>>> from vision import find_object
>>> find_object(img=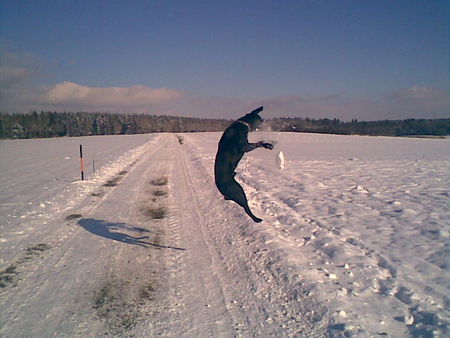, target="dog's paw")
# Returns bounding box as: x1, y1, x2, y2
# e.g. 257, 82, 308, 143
262, 142, 274, 150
